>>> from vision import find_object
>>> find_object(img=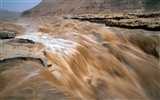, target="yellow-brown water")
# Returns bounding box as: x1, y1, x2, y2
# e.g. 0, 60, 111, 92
1, 17, 160, 100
